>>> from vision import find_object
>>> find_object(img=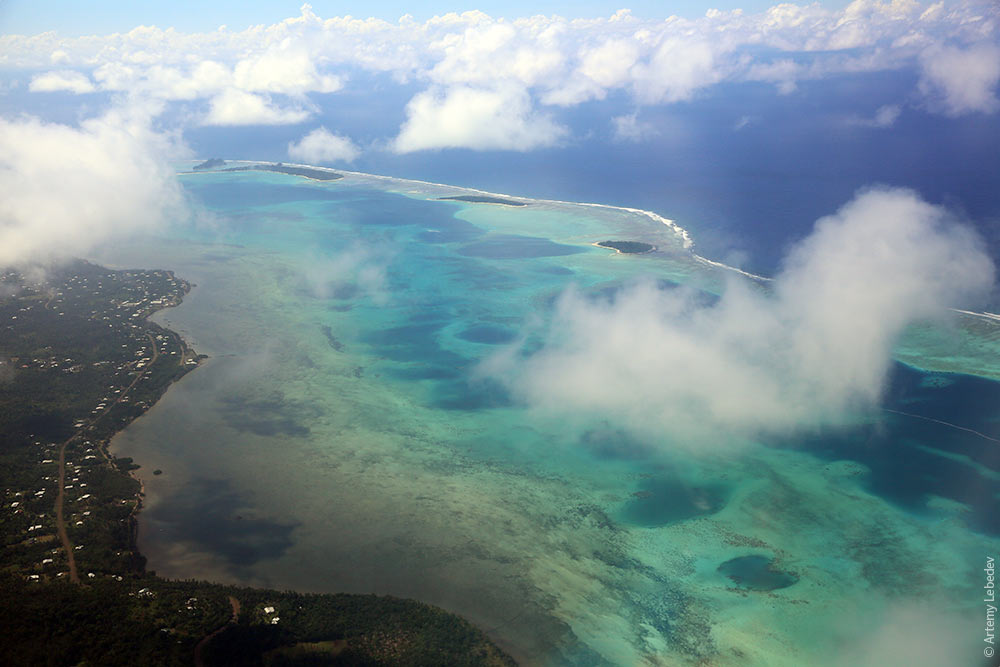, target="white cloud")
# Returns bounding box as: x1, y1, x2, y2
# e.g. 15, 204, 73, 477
393, 85, 567, 152
28, 70, 95, 94
233, 47, 342, 95
630, 37, 722, 104
847, 103, 902, 127
482, 187, 994, 442
918, 42, 1000, 115
745, 59, 804, 94
611, 112, 655, 142
0, 106, 190, 266
836, 601, 978, 667
288, 127, 360, 163
872, 103, 902, 126
5, 1, 999, 134
302, 244, 391, 305
542, 38, 639, 105
202, 89, 312, 126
